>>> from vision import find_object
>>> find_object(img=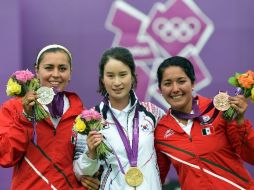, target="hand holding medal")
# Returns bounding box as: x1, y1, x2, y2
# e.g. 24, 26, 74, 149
33, 87, 55, 121
6, 69, 52, 121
